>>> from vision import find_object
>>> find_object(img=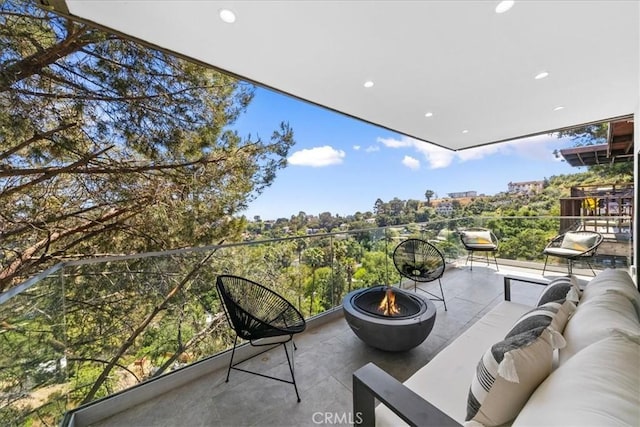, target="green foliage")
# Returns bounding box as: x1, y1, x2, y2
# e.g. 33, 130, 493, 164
499, 229, 550, 260
0, 0, 295, 292
557, 123, 608, 146
353, 251, 399, 287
